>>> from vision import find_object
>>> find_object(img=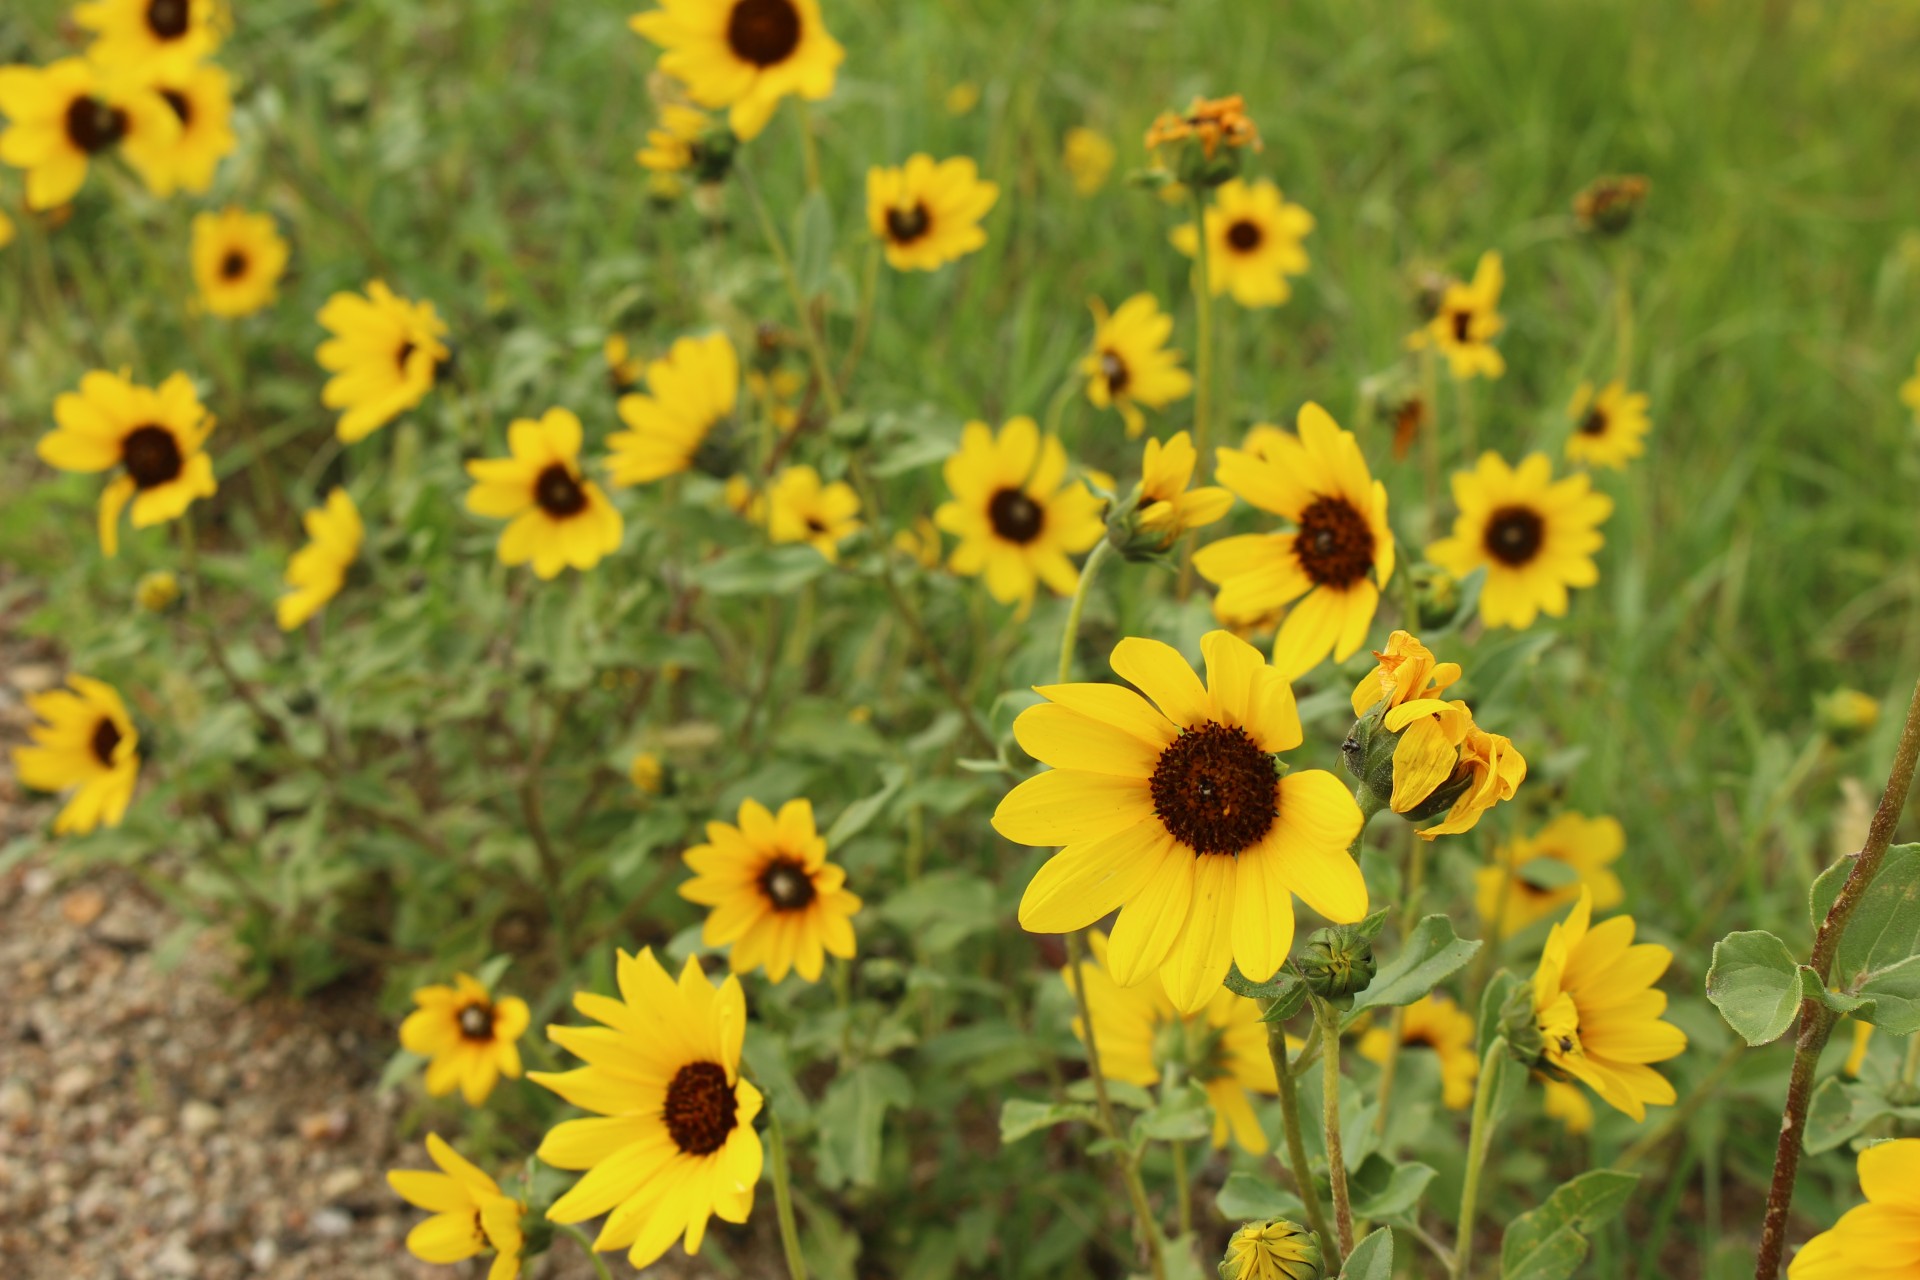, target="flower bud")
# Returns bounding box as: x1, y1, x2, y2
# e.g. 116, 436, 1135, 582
1297, 925, 1376, 1003
1220, 1219, 1323, 1280
134, 569, 181, 614
1573, 174, 1650, 236
1340, 704, 1396, 818
1500, 980, 1546, 1065
1409, 563, 1460, 631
